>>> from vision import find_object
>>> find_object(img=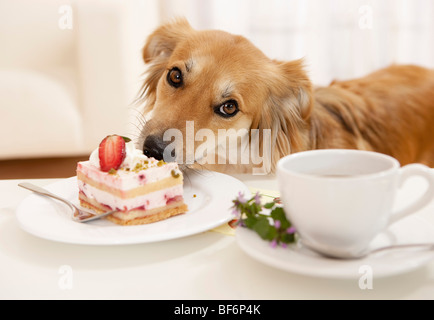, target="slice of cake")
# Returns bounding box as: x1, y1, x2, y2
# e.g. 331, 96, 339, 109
76, 135, 188, 225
